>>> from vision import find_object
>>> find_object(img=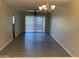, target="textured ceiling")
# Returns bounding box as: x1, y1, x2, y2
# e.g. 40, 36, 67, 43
2, 0, 71, 11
